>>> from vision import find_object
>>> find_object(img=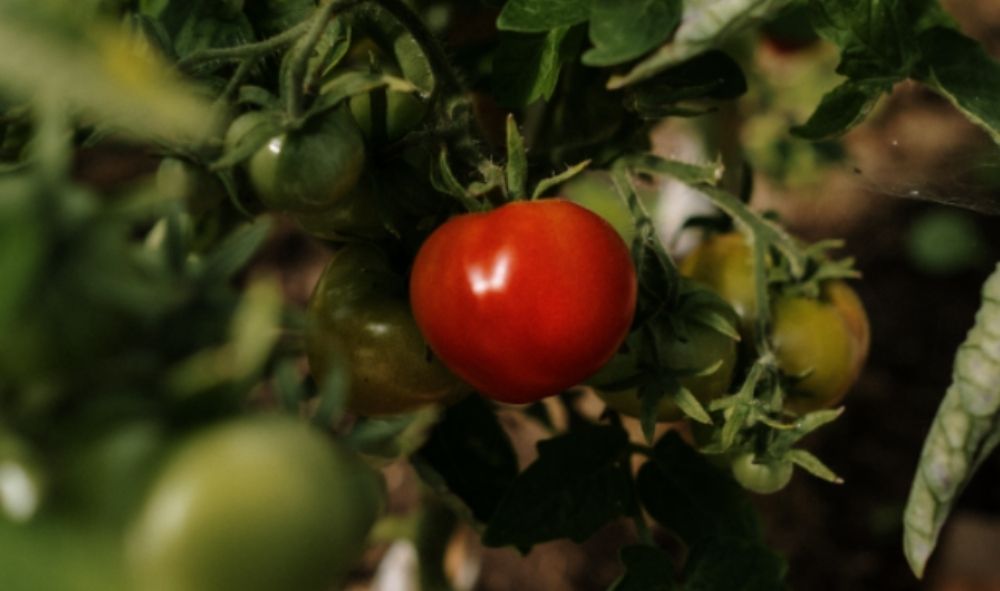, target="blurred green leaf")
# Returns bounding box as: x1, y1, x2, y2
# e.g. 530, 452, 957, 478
583, 0, 680, 67
0, 9, 216, 143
